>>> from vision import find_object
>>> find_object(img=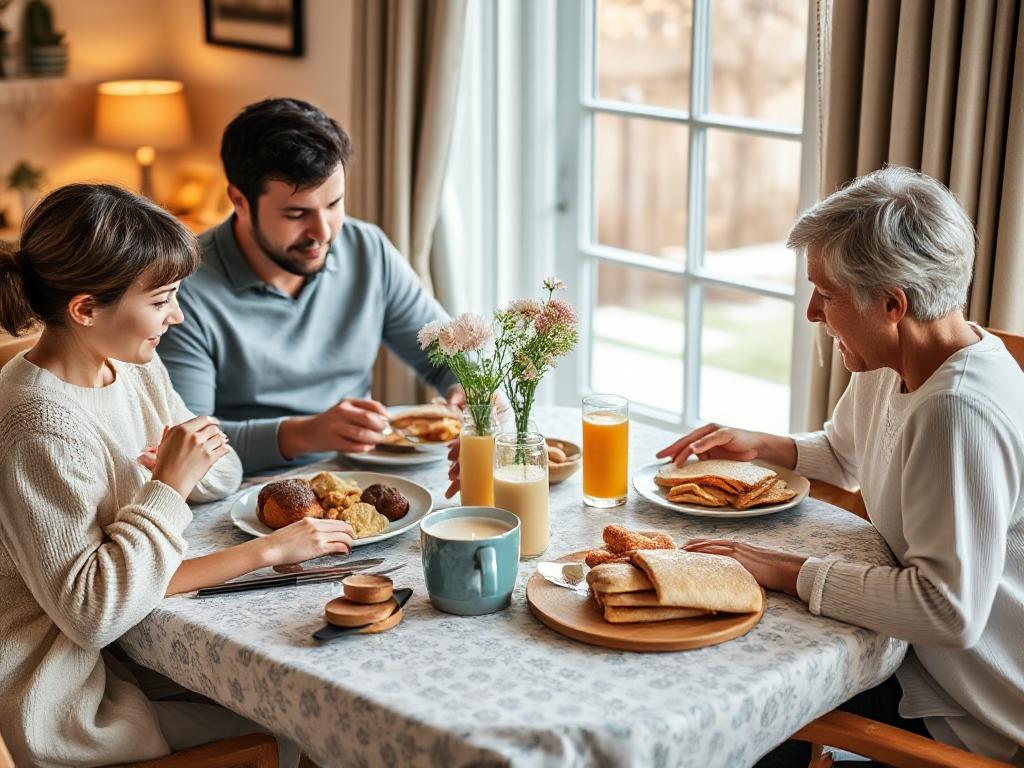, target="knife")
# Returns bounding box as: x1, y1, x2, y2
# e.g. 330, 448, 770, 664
313, 587, 413, 642
191, 558, 385, 598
